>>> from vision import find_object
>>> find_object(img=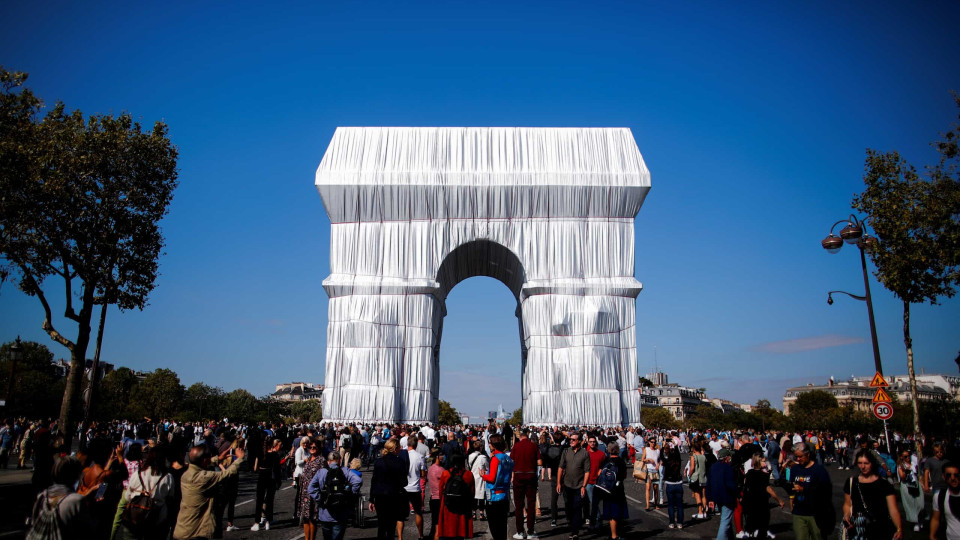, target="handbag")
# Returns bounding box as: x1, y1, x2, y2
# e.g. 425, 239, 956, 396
633, 461, 647, 481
